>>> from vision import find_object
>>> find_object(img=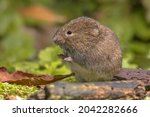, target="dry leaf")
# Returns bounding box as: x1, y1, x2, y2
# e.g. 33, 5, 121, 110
0, 67, 74, 86
19, 5, 66, 23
